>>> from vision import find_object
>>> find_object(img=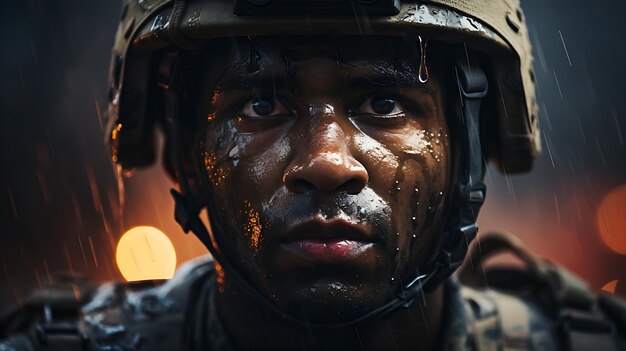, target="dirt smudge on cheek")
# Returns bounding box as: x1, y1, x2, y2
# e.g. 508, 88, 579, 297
251, 135, 291, 186
243, 200, 264, 251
